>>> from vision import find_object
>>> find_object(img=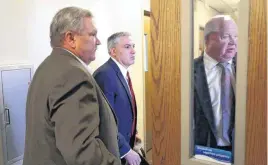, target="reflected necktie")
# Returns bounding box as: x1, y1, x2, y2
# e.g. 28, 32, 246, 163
127, 71, 136, 136
218, 62, 233, 144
